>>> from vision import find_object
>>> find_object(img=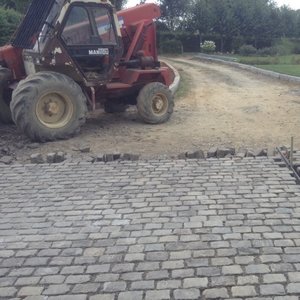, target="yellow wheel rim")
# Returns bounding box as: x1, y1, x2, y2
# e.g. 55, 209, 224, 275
36, 92, 74, 129
151, 93, 168, 116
